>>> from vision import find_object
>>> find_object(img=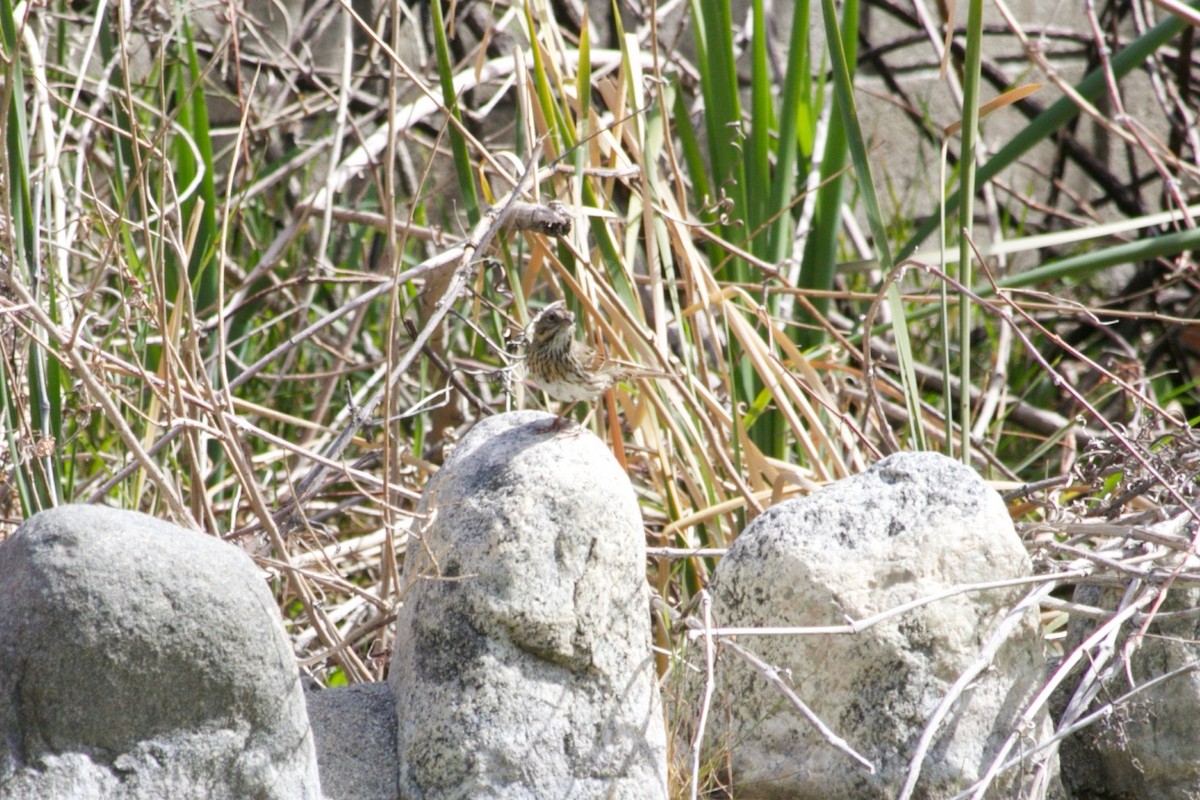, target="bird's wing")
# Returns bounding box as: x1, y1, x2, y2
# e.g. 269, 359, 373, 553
581, 344, 608, 373
605, 356, 668, 380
